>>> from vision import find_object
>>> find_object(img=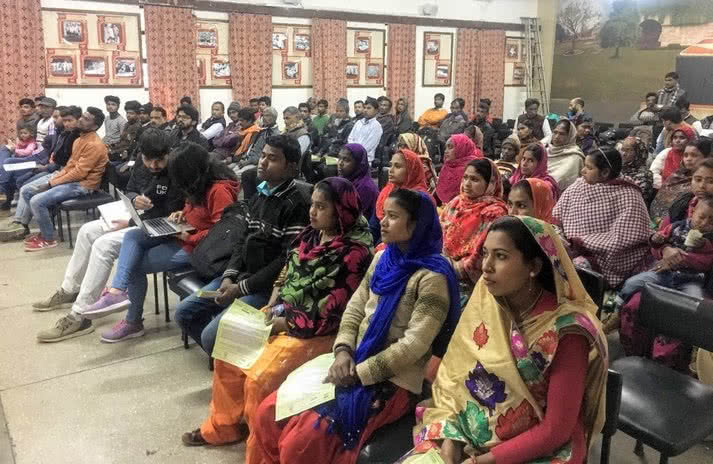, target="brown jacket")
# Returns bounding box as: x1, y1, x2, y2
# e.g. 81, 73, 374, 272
49, 131, 108, 190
